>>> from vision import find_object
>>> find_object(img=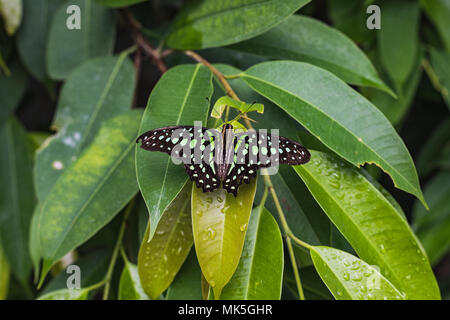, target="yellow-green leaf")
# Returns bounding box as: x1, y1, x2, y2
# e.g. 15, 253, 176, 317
38, 288, 89, 300
0, 0, 22, 35
311, 246, 405, 300
138, 182, 193, 300
119, 260, 149, 300
0, 242, 10, 299
38, 110, 142, 283
192, 179, 257, 299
